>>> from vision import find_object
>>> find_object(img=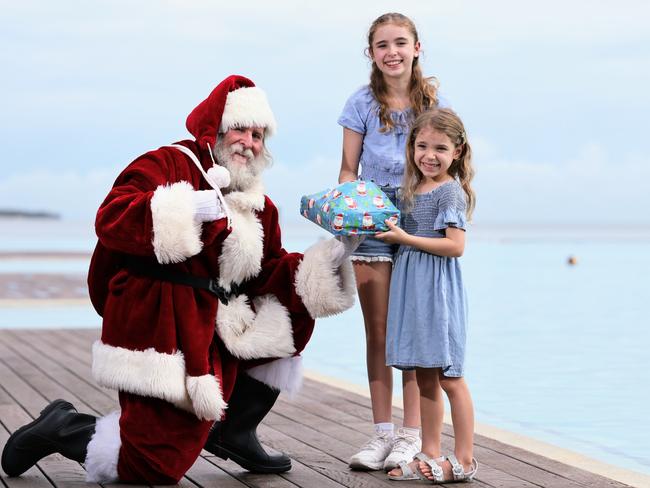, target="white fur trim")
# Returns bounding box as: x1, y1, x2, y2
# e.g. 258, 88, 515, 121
151, 181, 203, 264
186, 374, 227, 421
246, 356, 303, 398
218, 200, 264, 289
220, 86, 277, 137
216, 294, 296, 359
224, 179, 266, 212
92, 340, 188, 405
85, 411, 120, 483
295, 238, 356, 318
